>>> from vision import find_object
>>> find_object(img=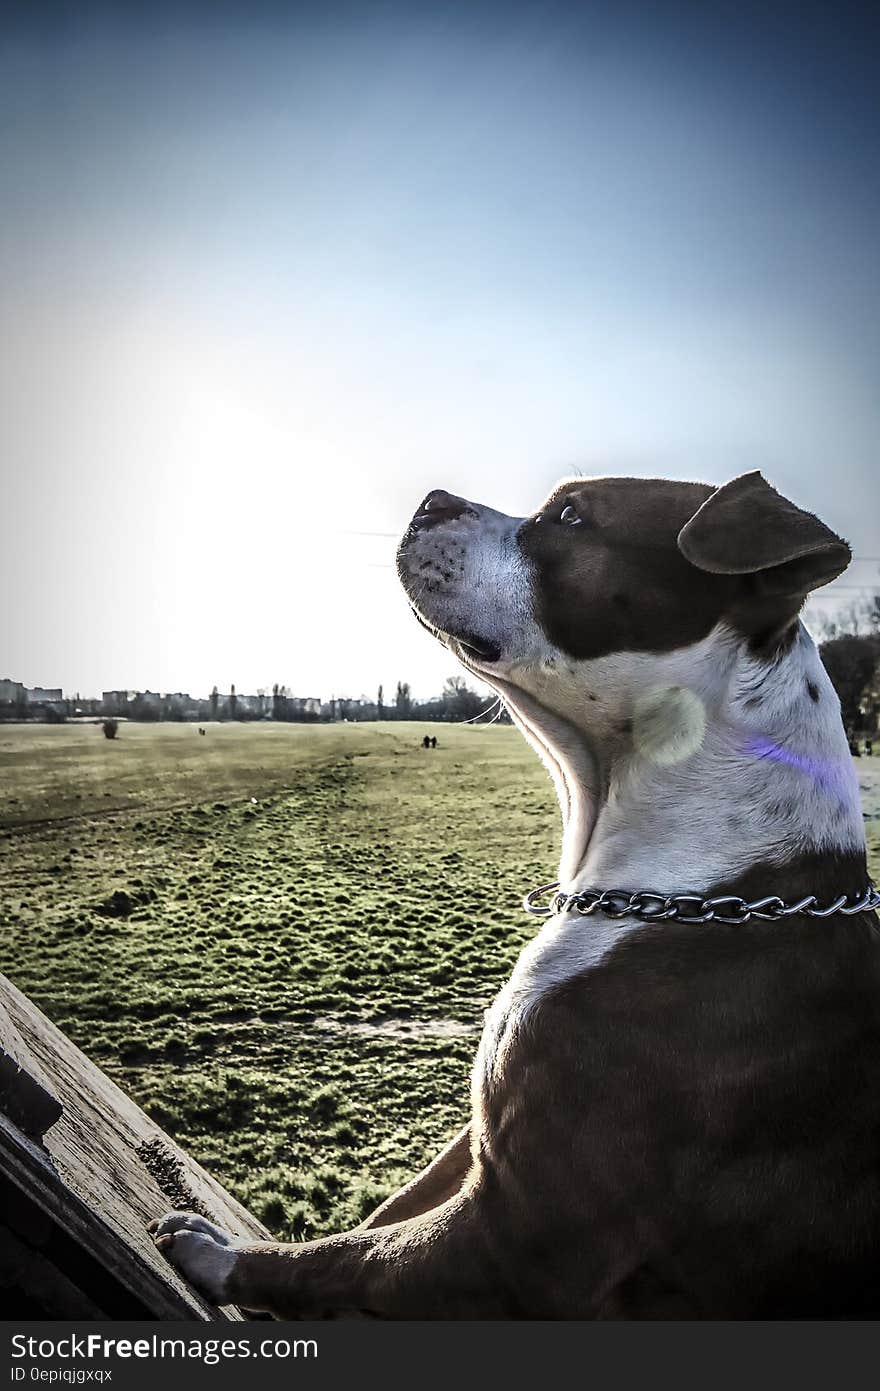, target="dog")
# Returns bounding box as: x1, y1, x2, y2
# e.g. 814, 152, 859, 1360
153, 471, 880, 1318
